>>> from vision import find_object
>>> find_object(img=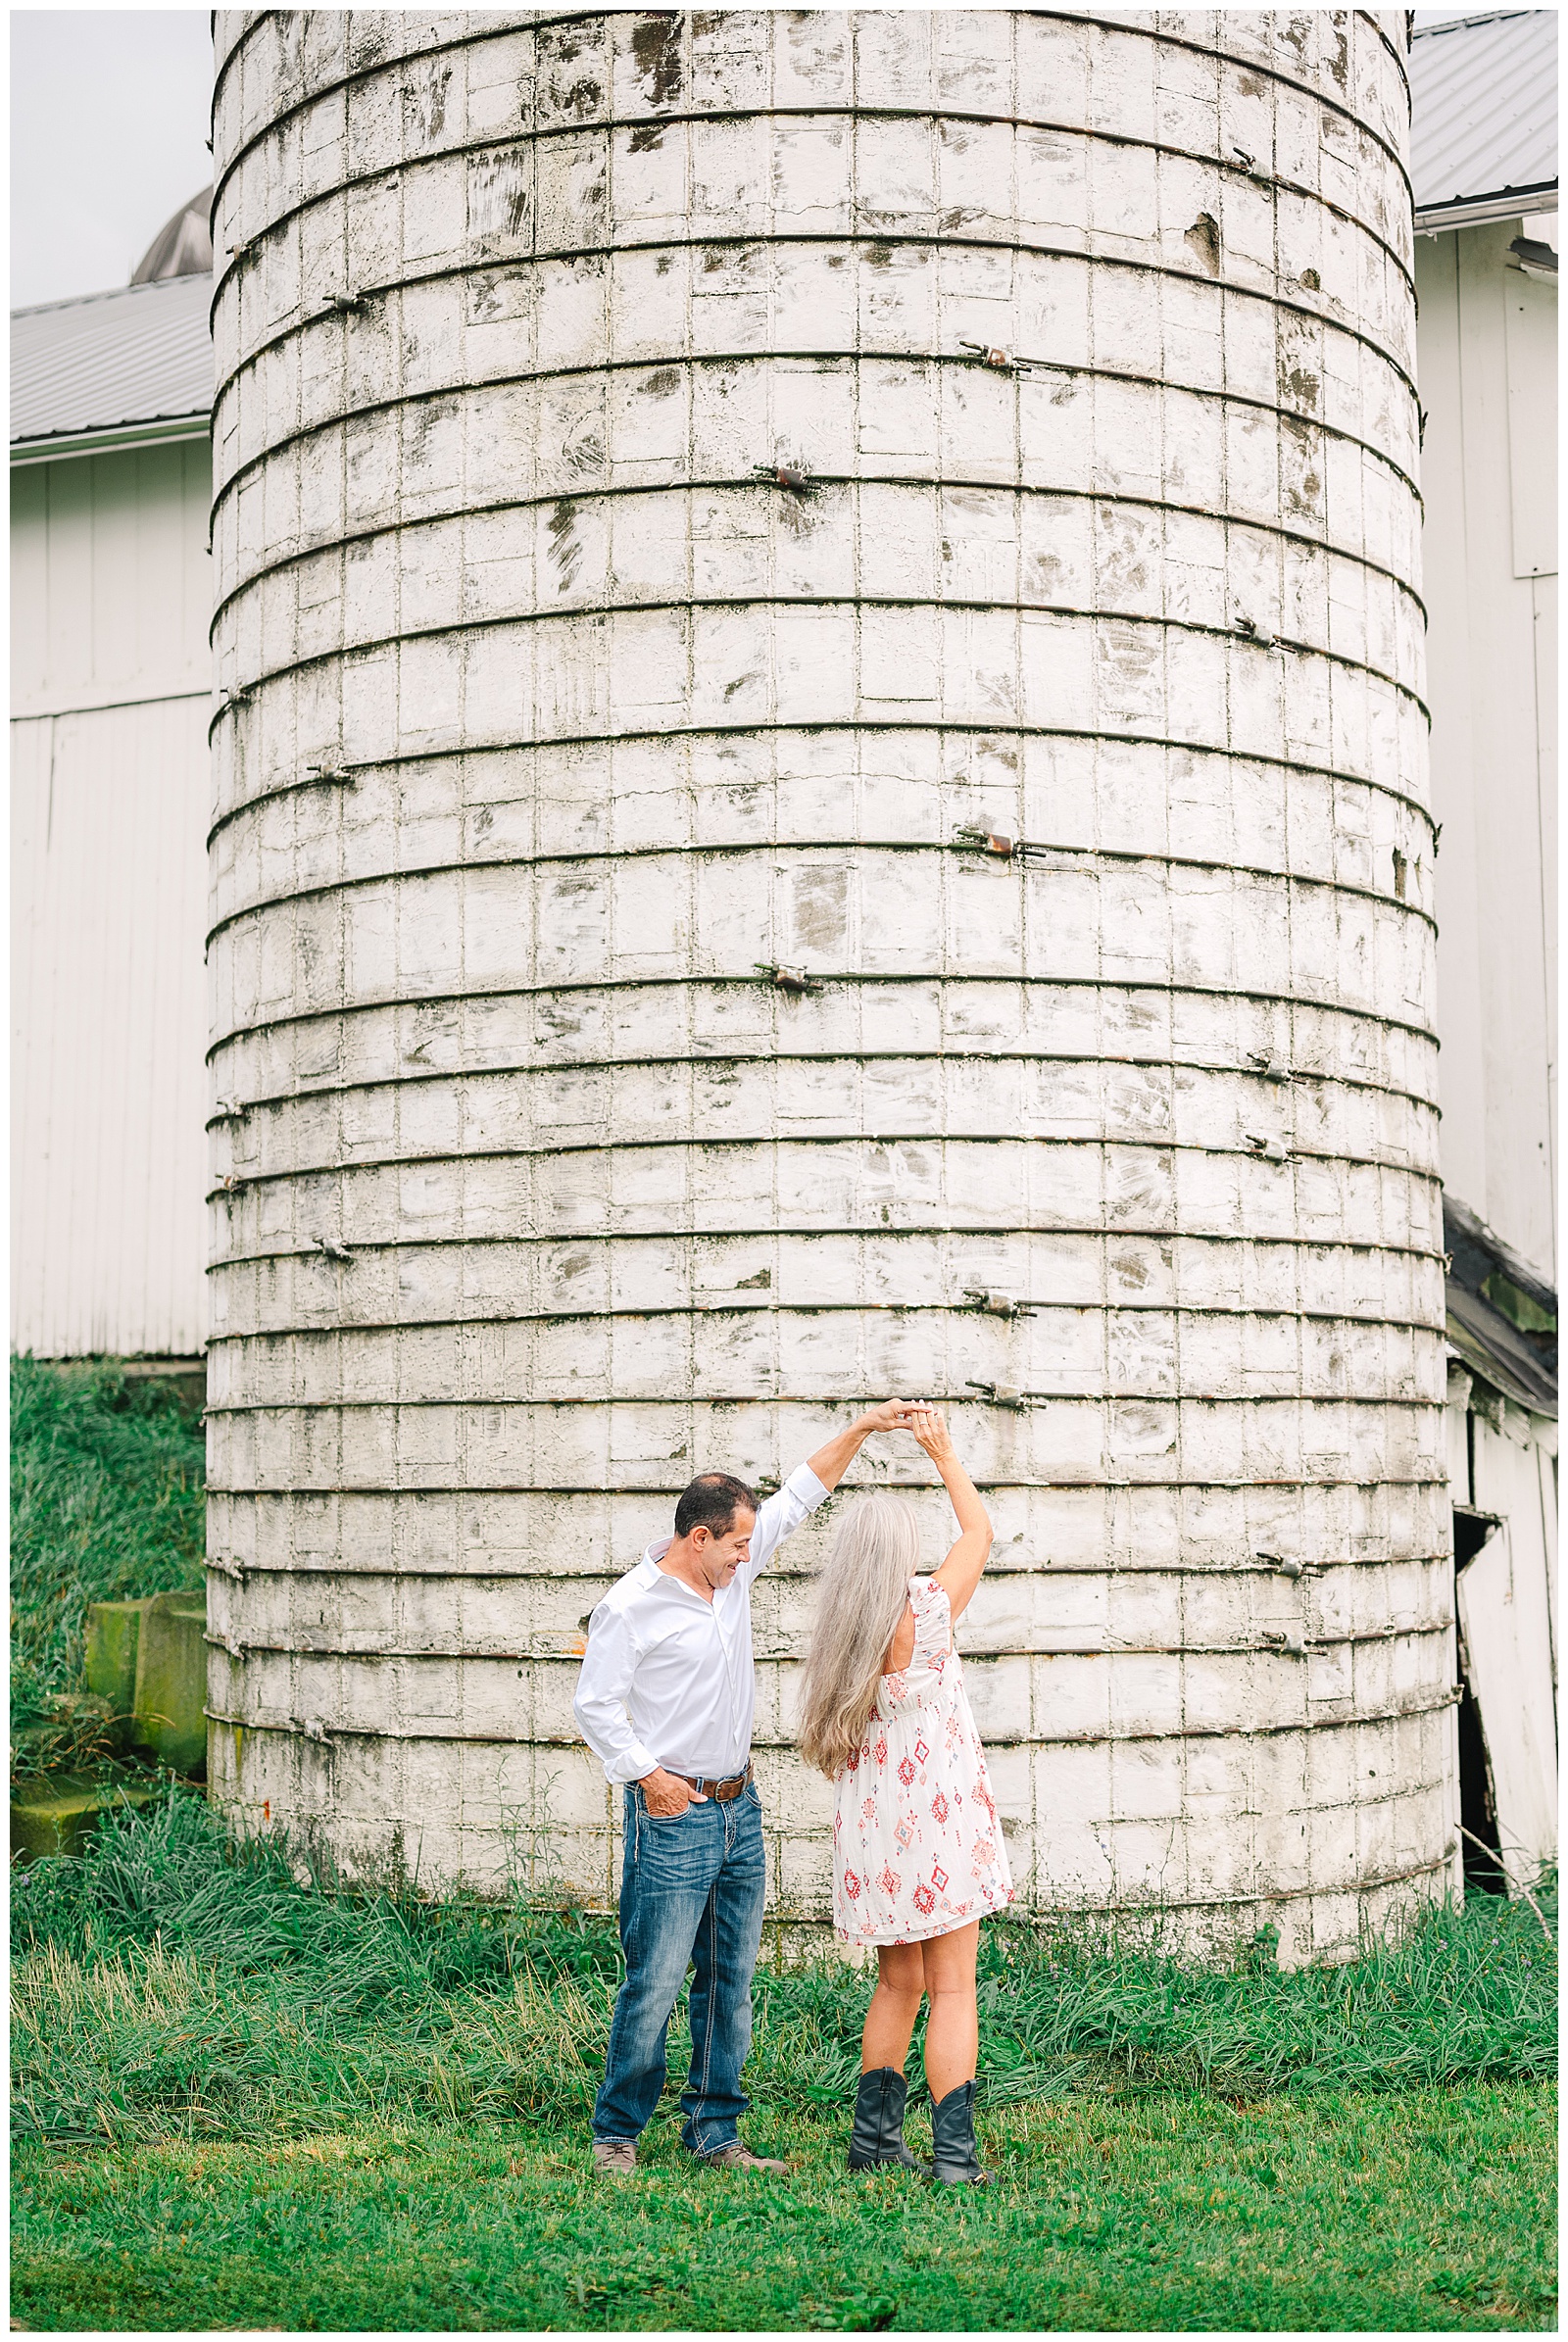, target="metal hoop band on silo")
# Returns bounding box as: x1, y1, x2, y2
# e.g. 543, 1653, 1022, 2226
206, 10, 1452, 1959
